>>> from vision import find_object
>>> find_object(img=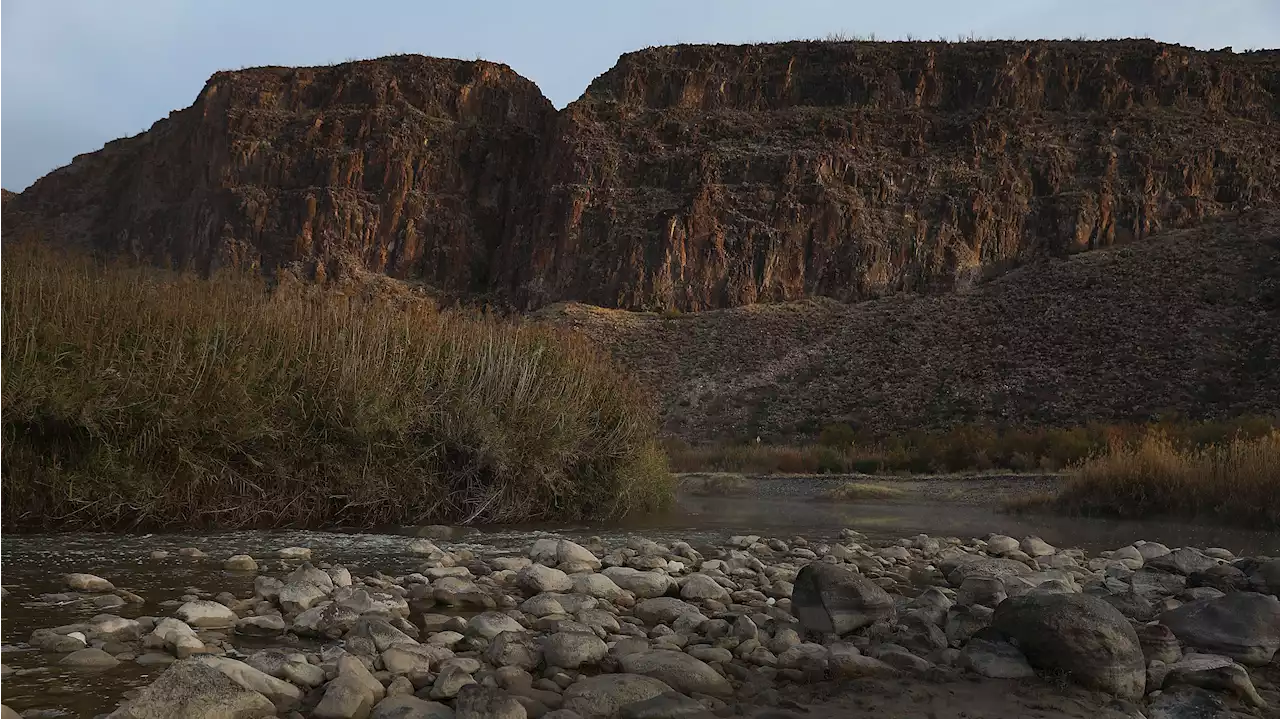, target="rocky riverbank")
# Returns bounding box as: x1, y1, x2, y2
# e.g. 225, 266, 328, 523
2, 529, 1278, 719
